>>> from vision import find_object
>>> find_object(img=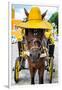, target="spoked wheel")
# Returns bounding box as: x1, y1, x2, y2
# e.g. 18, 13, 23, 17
14, 57, 20, 83
49, 57, 53, 83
